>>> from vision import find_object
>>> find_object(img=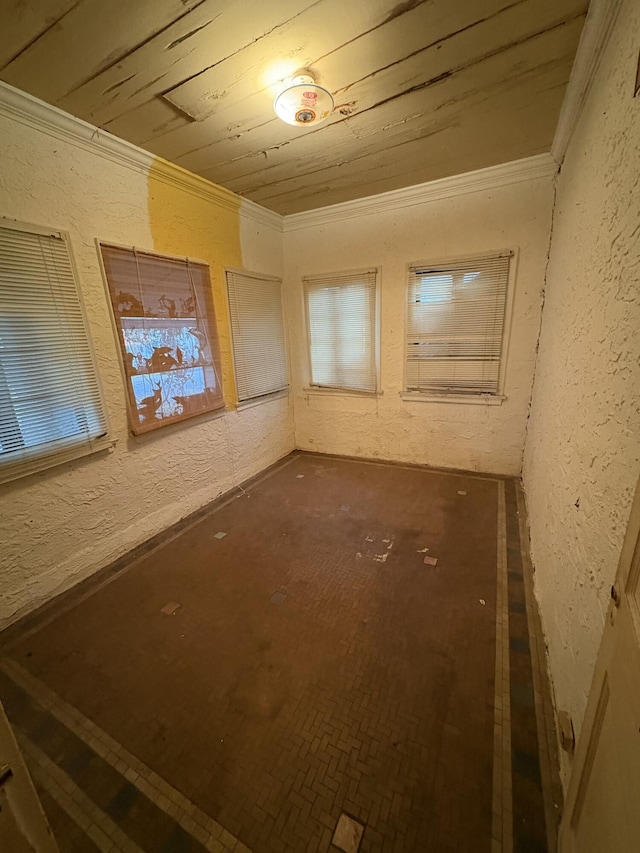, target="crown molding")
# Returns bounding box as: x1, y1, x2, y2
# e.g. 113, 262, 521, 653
551, 0, 623, 165
0, 81, 282, 232
0, 81, 561, 235
282, 153, 558, 232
